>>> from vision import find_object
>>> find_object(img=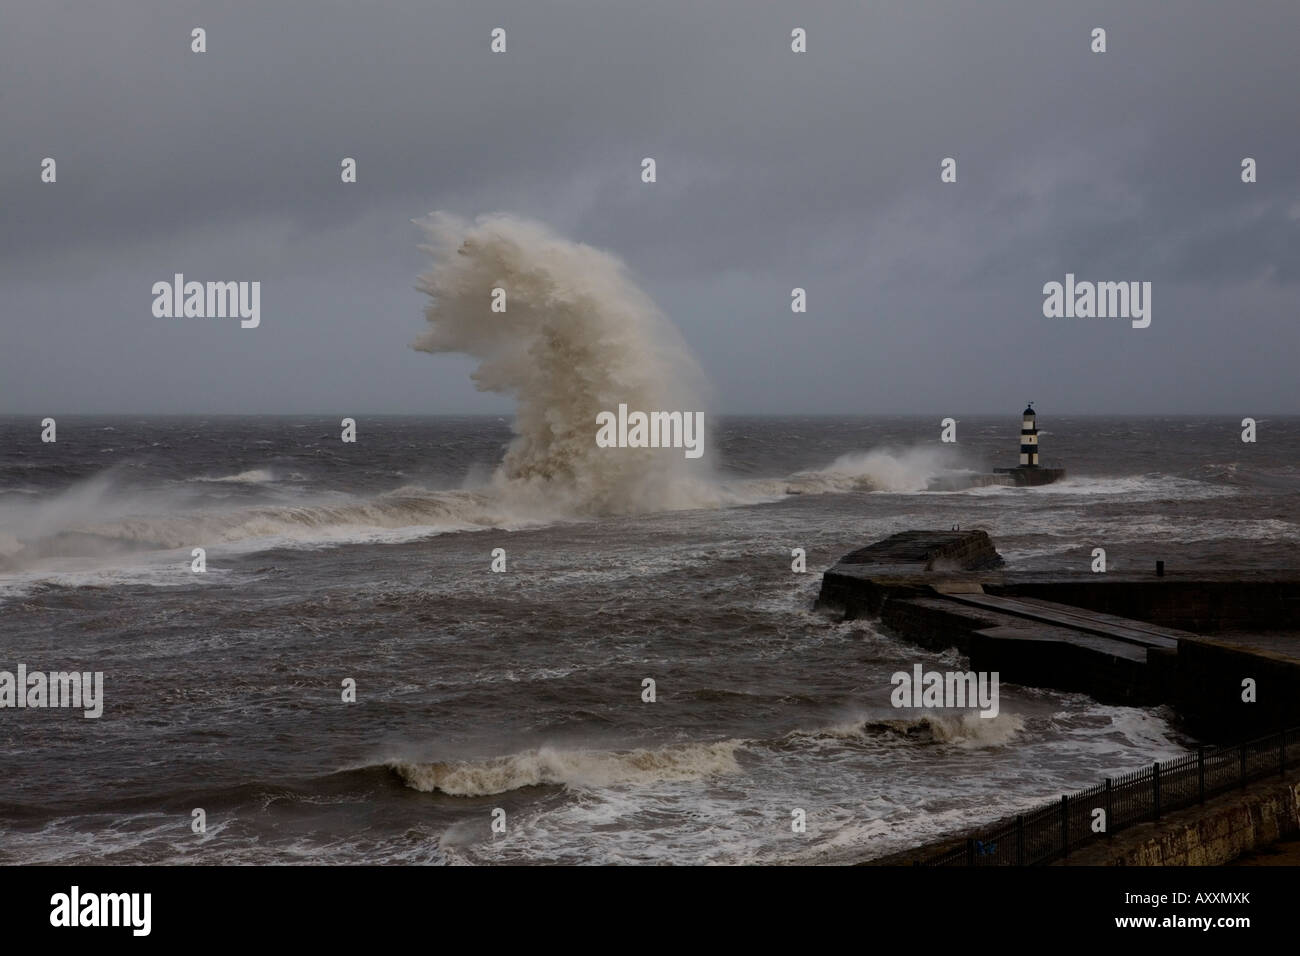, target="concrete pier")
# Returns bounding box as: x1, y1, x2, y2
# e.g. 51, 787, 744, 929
816, 530, 1300, 740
